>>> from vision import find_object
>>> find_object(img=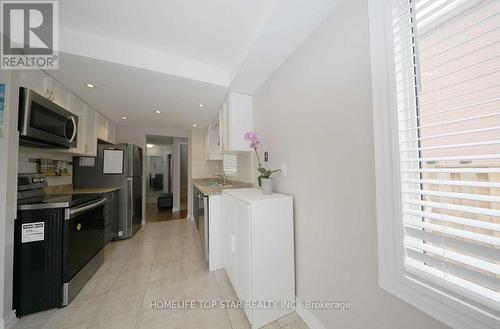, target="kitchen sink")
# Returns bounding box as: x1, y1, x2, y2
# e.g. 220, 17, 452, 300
197, 181, 233, 188
199, 182, 232, 188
